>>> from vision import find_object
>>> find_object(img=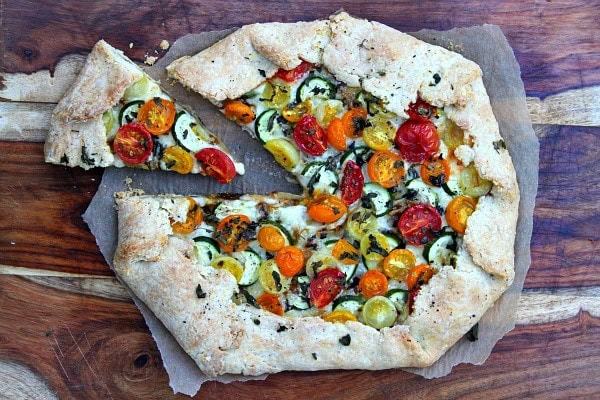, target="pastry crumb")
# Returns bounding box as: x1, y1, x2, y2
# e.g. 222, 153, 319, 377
160, 40, 170, 50
144, 55, 158, 65
129, 42, 134, 49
